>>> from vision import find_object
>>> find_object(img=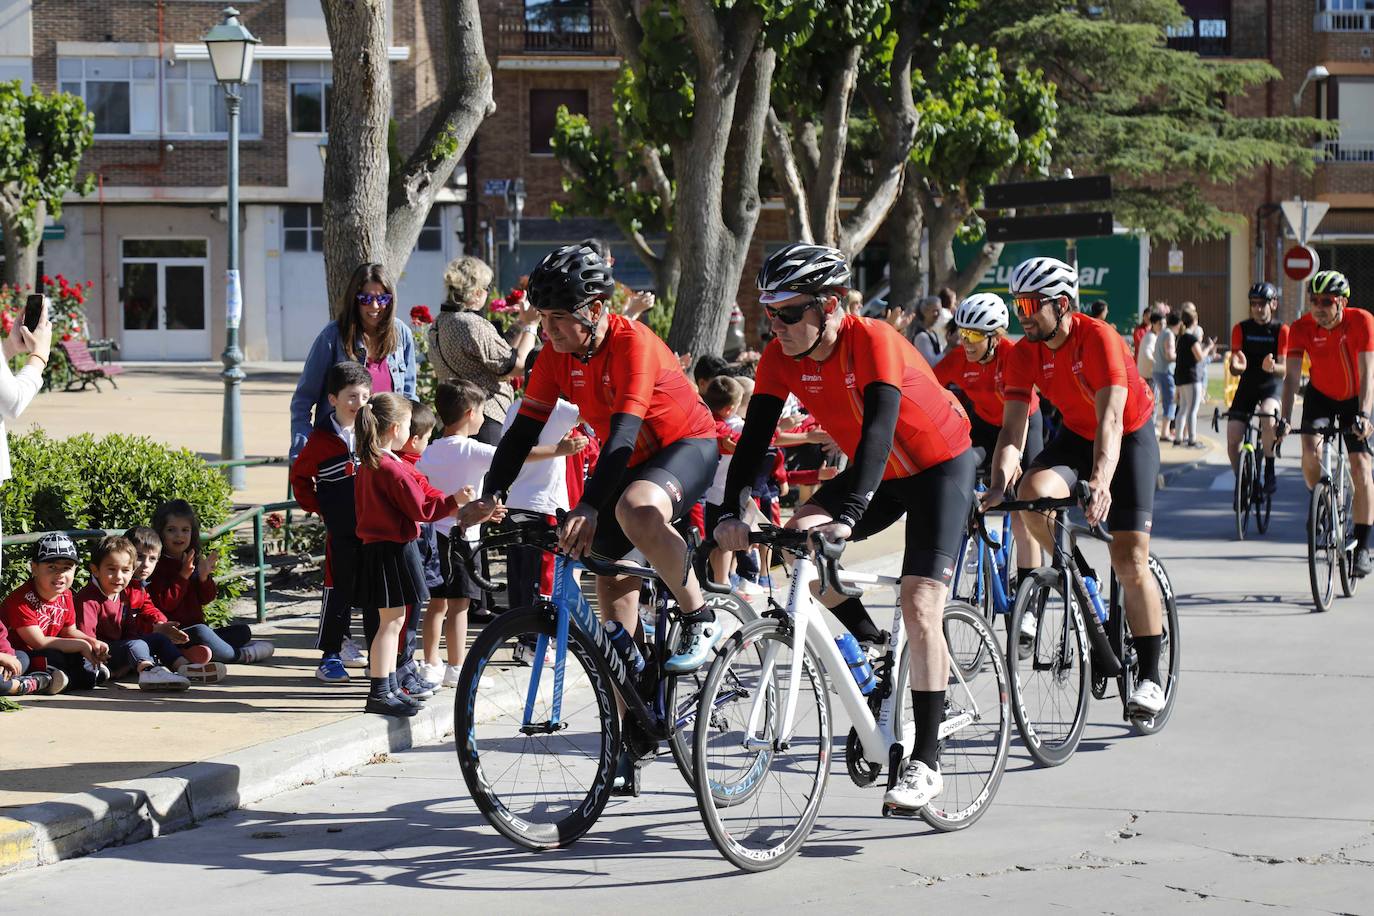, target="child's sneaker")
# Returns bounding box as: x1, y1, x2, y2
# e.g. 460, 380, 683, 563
236, 641, 275, 664
365, 693, 418, 718
139, 665, 191, 692
5, 672, 50, 696
179, 661, 228, 685
401, 671, 434, 700
416, 661, 445, 688
339, 638, 368, 669
316, 654, 350, 684
95, 663, 111, 686
442, 664, 462, 688
180, 644, 214, 666
43, 669, 68, 695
